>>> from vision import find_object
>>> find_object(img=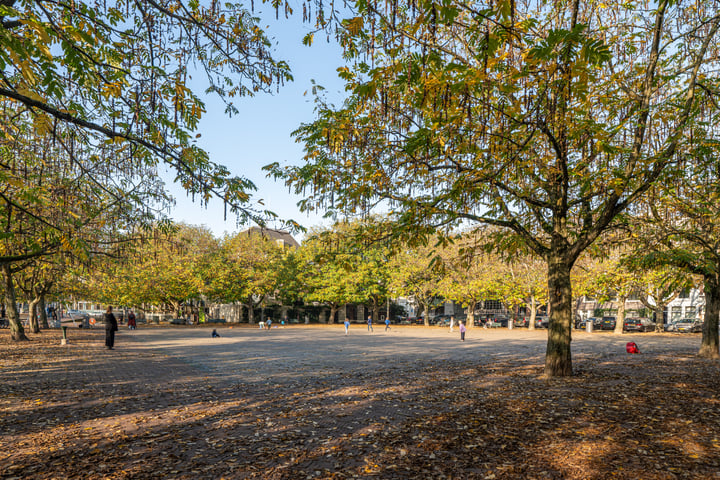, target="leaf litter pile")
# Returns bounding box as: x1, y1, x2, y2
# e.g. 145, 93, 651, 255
1, 329, 720, 479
